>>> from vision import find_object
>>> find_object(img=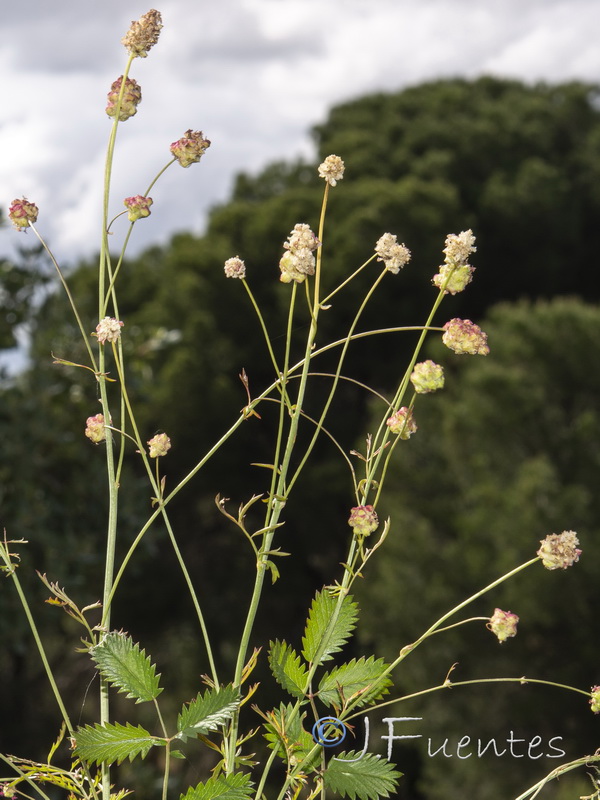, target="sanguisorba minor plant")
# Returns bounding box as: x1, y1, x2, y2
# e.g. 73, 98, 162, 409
1, 10, 599, 800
